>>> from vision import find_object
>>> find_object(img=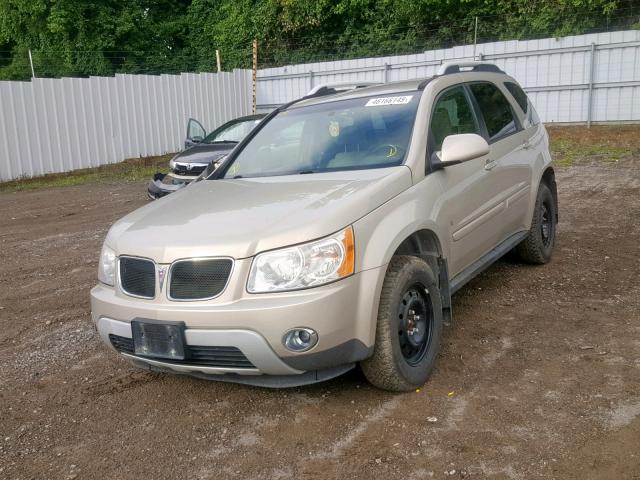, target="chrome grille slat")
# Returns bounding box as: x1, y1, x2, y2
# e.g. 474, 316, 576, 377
173, 164, 206, 176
